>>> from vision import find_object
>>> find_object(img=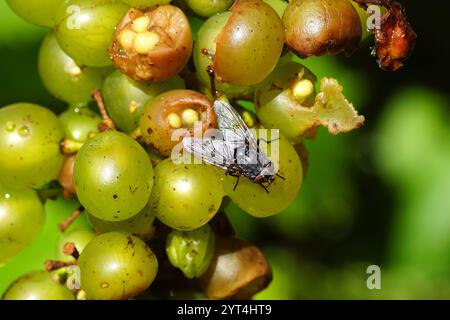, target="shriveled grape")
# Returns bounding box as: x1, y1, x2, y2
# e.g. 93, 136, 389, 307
166, 224, 216, 278
283, 0, 362, 58
140, 90, 217, 156
110, 5, 193, 82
